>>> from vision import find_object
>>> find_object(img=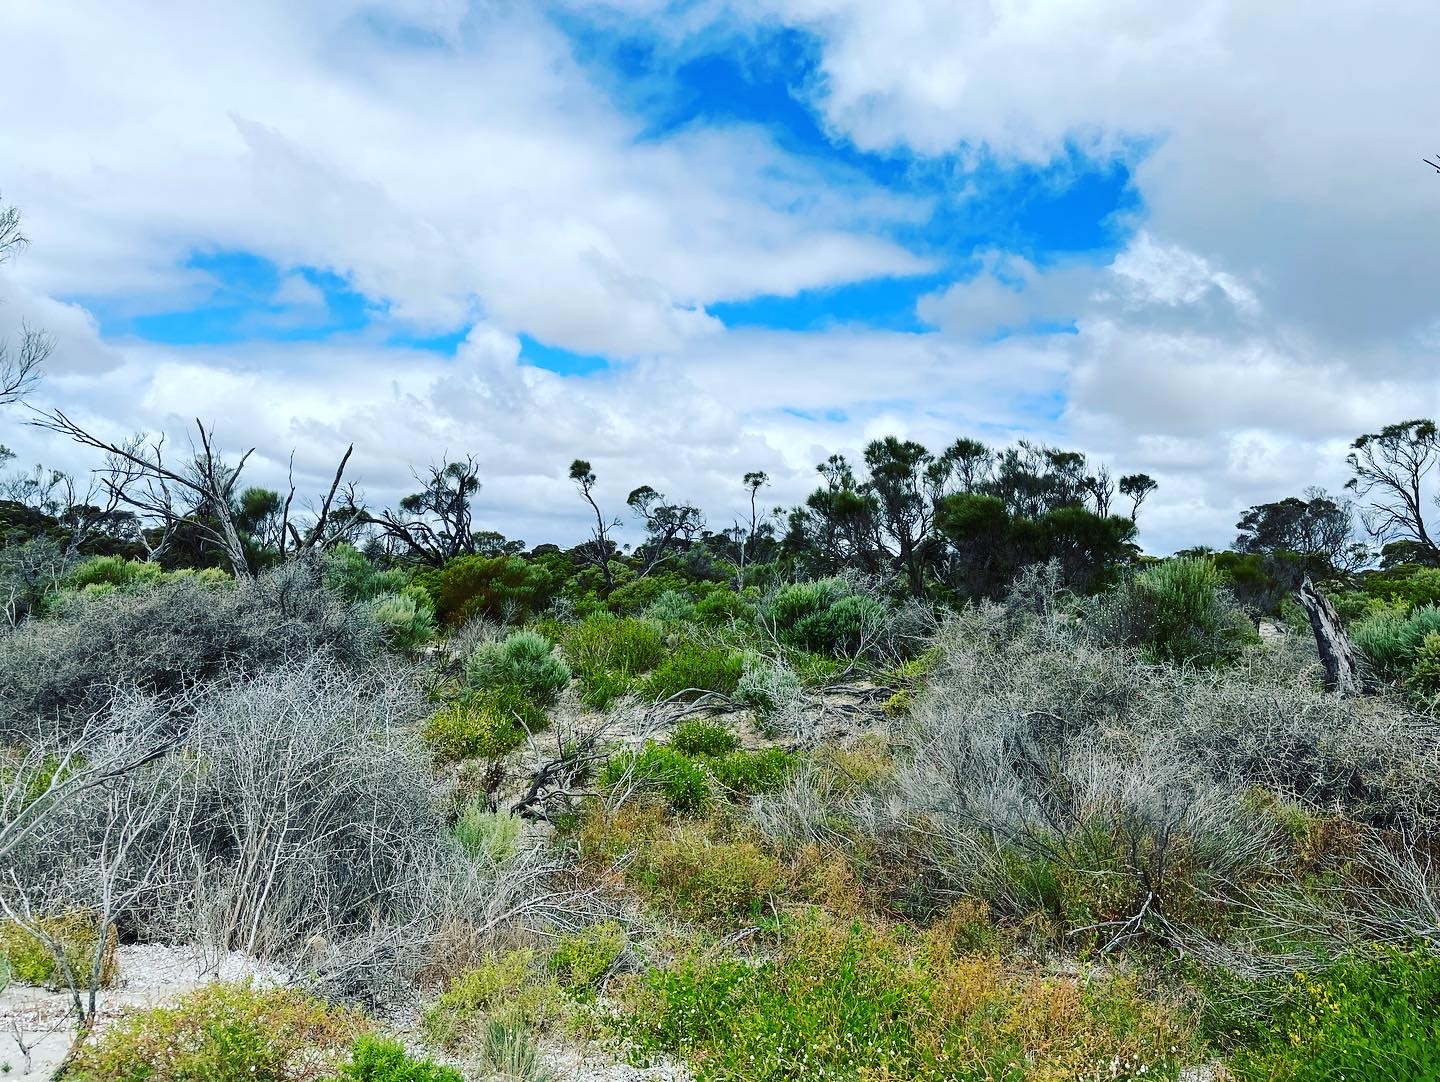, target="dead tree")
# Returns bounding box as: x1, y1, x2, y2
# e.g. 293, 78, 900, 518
32, 411, 354, 576
0, 196, 49, 407
1298, 576, 1360, 695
